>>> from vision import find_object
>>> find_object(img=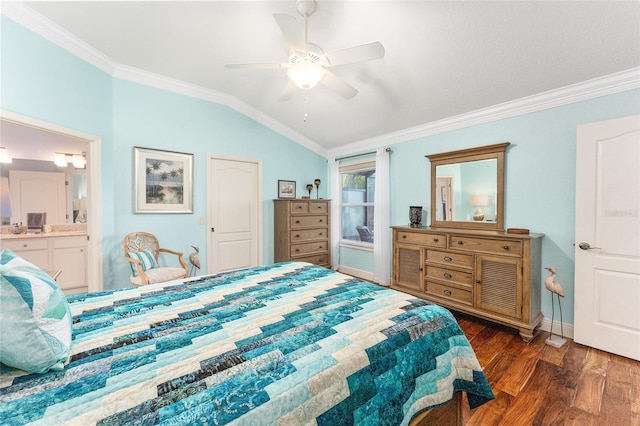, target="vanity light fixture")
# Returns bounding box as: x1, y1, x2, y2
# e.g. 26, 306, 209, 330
54, 153, 68, 167
72, 154, 86, 169
54, 152, 86, 169
0, 147, 12, 164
